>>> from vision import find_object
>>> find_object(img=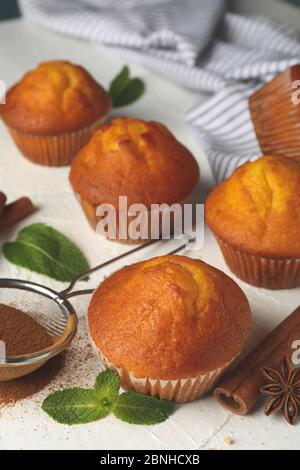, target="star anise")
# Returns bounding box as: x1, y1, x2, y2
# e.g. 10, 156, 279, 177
261, 357, 300, 426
